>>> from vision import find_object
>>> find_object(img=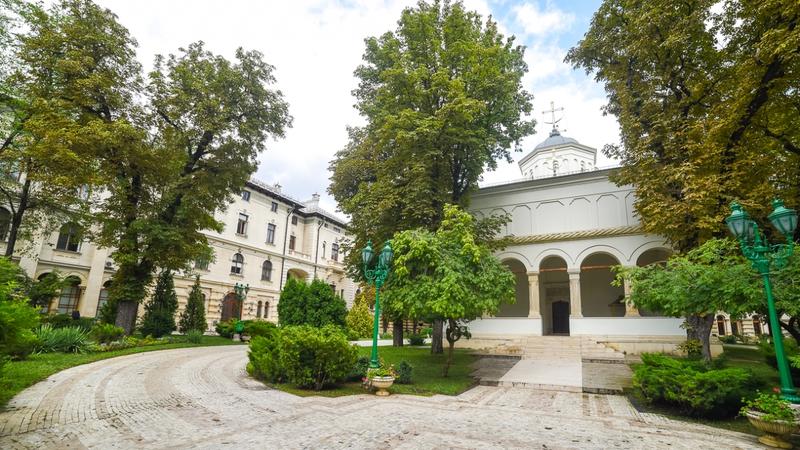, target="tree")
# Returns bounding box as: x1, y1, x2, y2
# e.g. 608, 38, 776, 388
616, 239, 760, 361
345, 289, 373, 339
179, 276, 207, 333
0, 256, 39, 359
386, 204, 515, 375
139, 271, 178, 338
278, 278, 347, 328
566, 0, 800, 251
330, 0, 533, 351
21, 271, 63, 309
